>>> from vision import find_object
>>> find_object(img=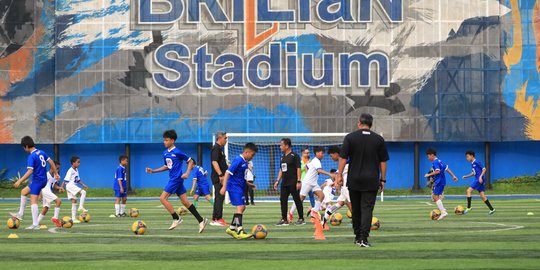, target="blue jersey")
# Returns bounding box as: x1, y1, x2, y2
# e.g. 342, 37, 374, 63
226, 155, 249, 187
163, 147, 192, 181
191, 165, 209, 187
114, 165, 127, 190
471, 160, 485, 180
27, 149, 50, 184
432, 158, 448, 186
